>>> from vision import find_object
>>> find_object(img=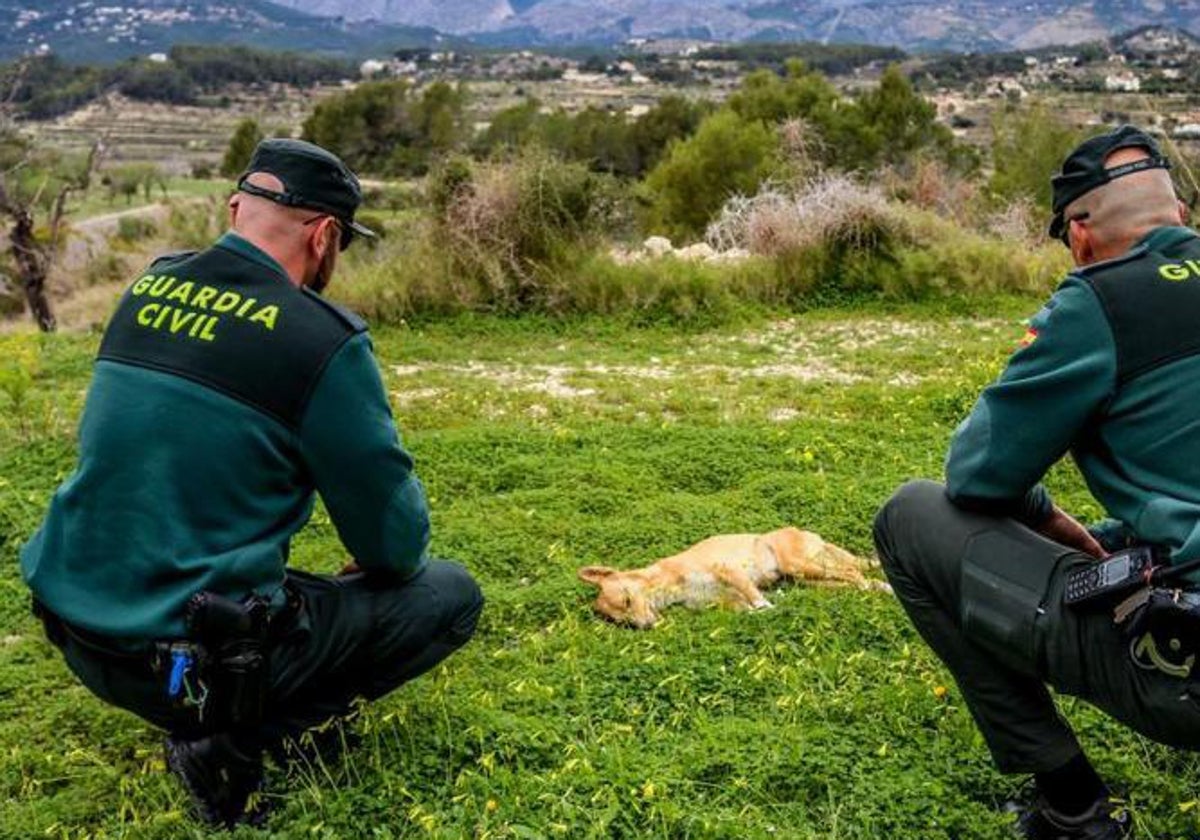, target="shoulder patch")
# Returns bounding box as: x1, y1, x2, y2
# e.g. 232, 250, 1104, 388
148, 250, 198, 270
1076, 244, 1150, 278
300, 288, 368, 334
